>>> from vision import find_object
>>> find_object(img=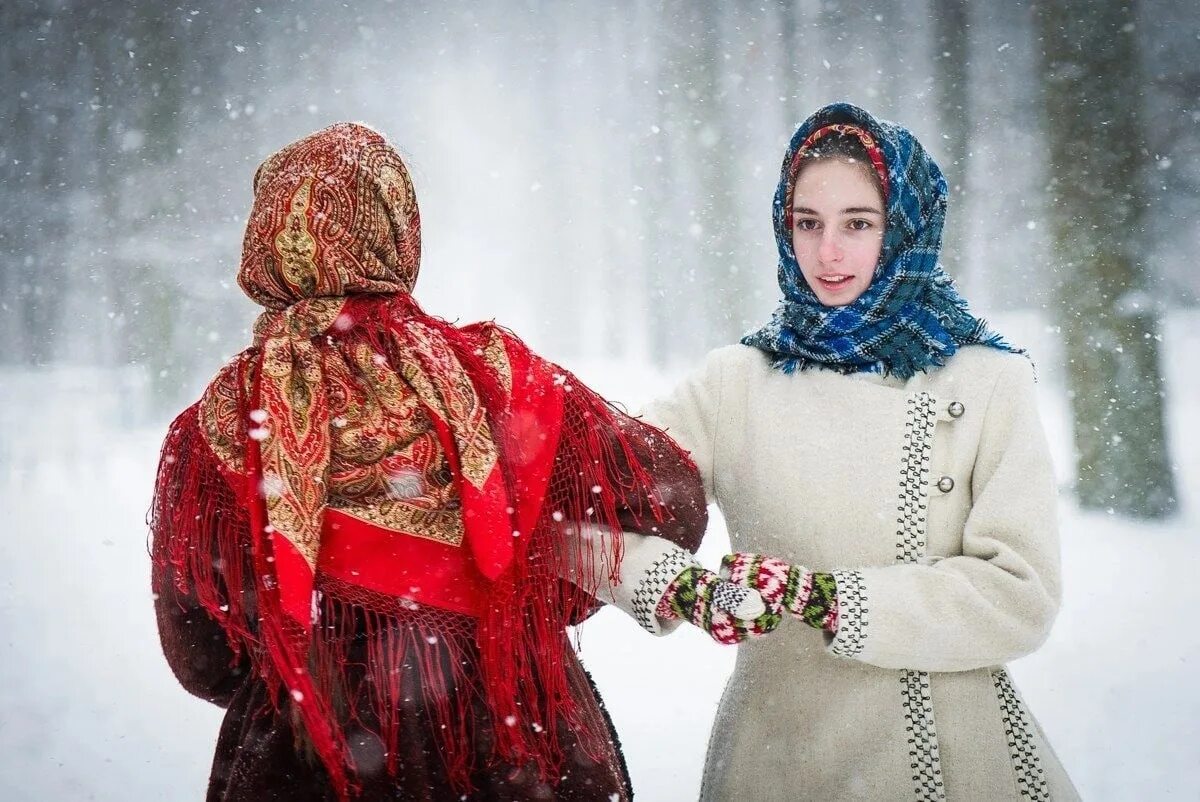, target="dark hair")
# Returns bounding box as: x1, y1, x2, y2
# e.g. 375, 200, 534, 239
793, 132, 885, 200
